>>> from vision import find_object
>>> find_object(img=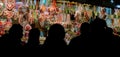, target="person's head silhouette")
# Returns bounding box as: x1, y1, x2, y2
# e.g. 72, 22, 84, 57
27, 28, 40, 48
9, 24, 23, 40
80, 22, 90, 34
48, 24, 65, 40
91, 18, 107, 33
43, 24, 67, 48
